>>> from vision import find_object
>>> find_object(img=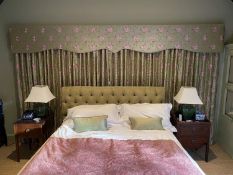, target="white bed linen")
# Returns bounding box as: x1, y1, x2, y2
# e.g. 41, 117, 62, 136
53, 122, 205, 175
